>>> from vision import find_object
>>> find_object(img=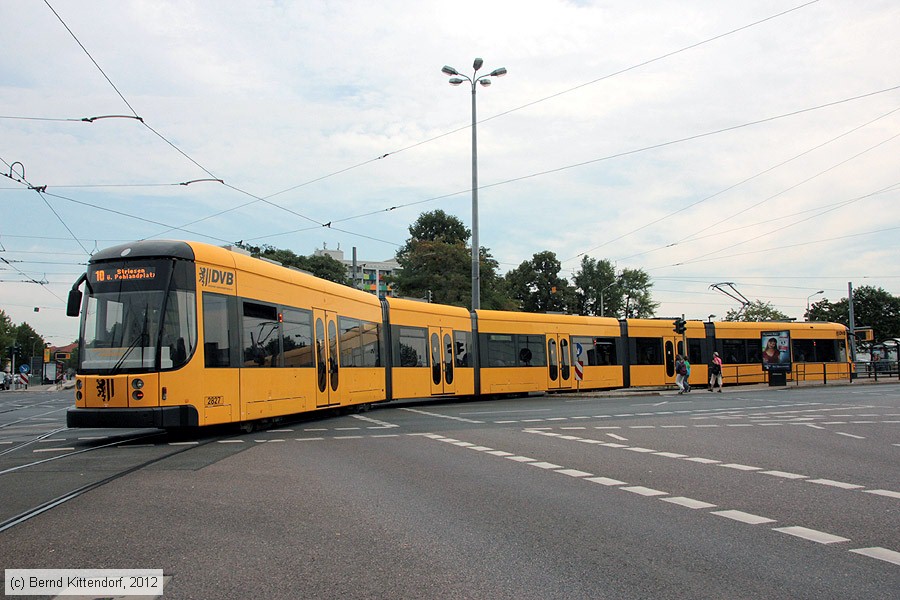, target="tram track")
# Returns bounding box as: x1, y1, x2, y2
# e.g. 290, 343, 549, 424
0, 426, 248, 534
